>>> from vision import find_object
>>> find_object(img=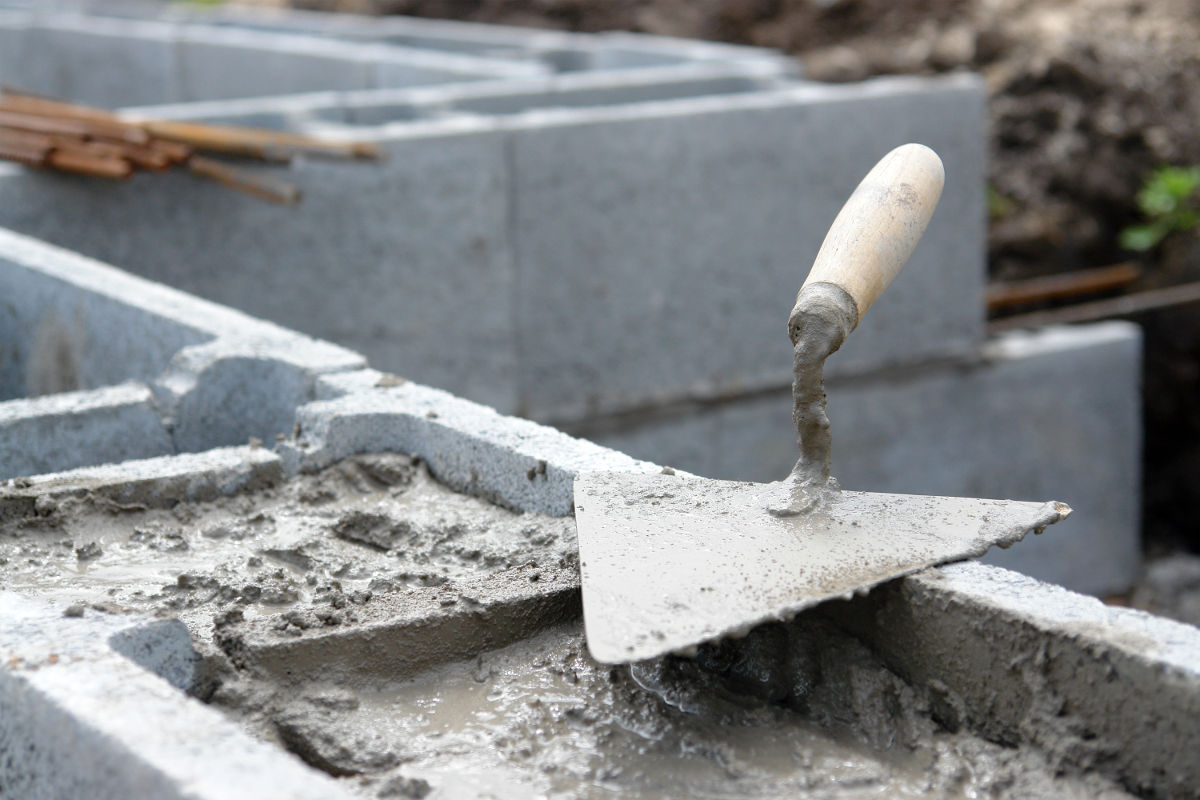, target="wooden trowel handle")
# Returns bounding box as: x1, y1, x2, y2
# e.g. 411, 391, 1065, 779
798, 143, 944, 325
